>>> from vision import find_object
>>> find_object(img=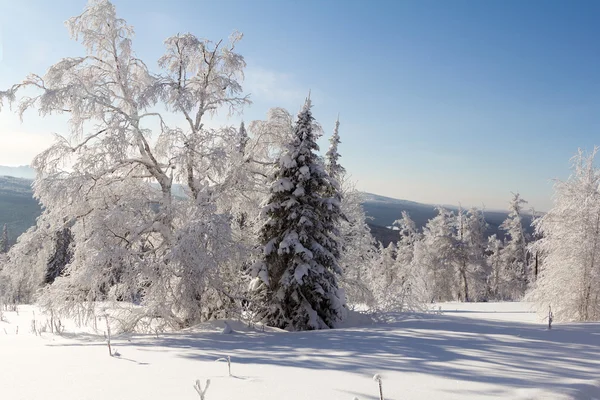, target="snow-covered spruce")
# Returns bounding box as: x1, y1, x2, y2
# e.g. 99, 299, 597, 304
325, 116, 345, 178
324, 119, 378, 310
251, 98, 345, 330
